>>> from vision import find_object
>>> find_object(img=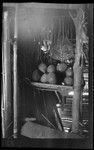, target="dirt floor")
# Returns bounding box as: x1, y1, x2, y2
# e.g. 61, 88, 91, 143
1, 121, 92, 148
1, 135, 92, 148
